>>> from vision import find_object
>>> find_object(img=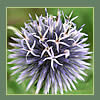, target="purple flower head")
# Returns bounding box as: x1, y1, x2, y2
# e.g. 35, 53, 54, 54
8, 8, 91, 94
